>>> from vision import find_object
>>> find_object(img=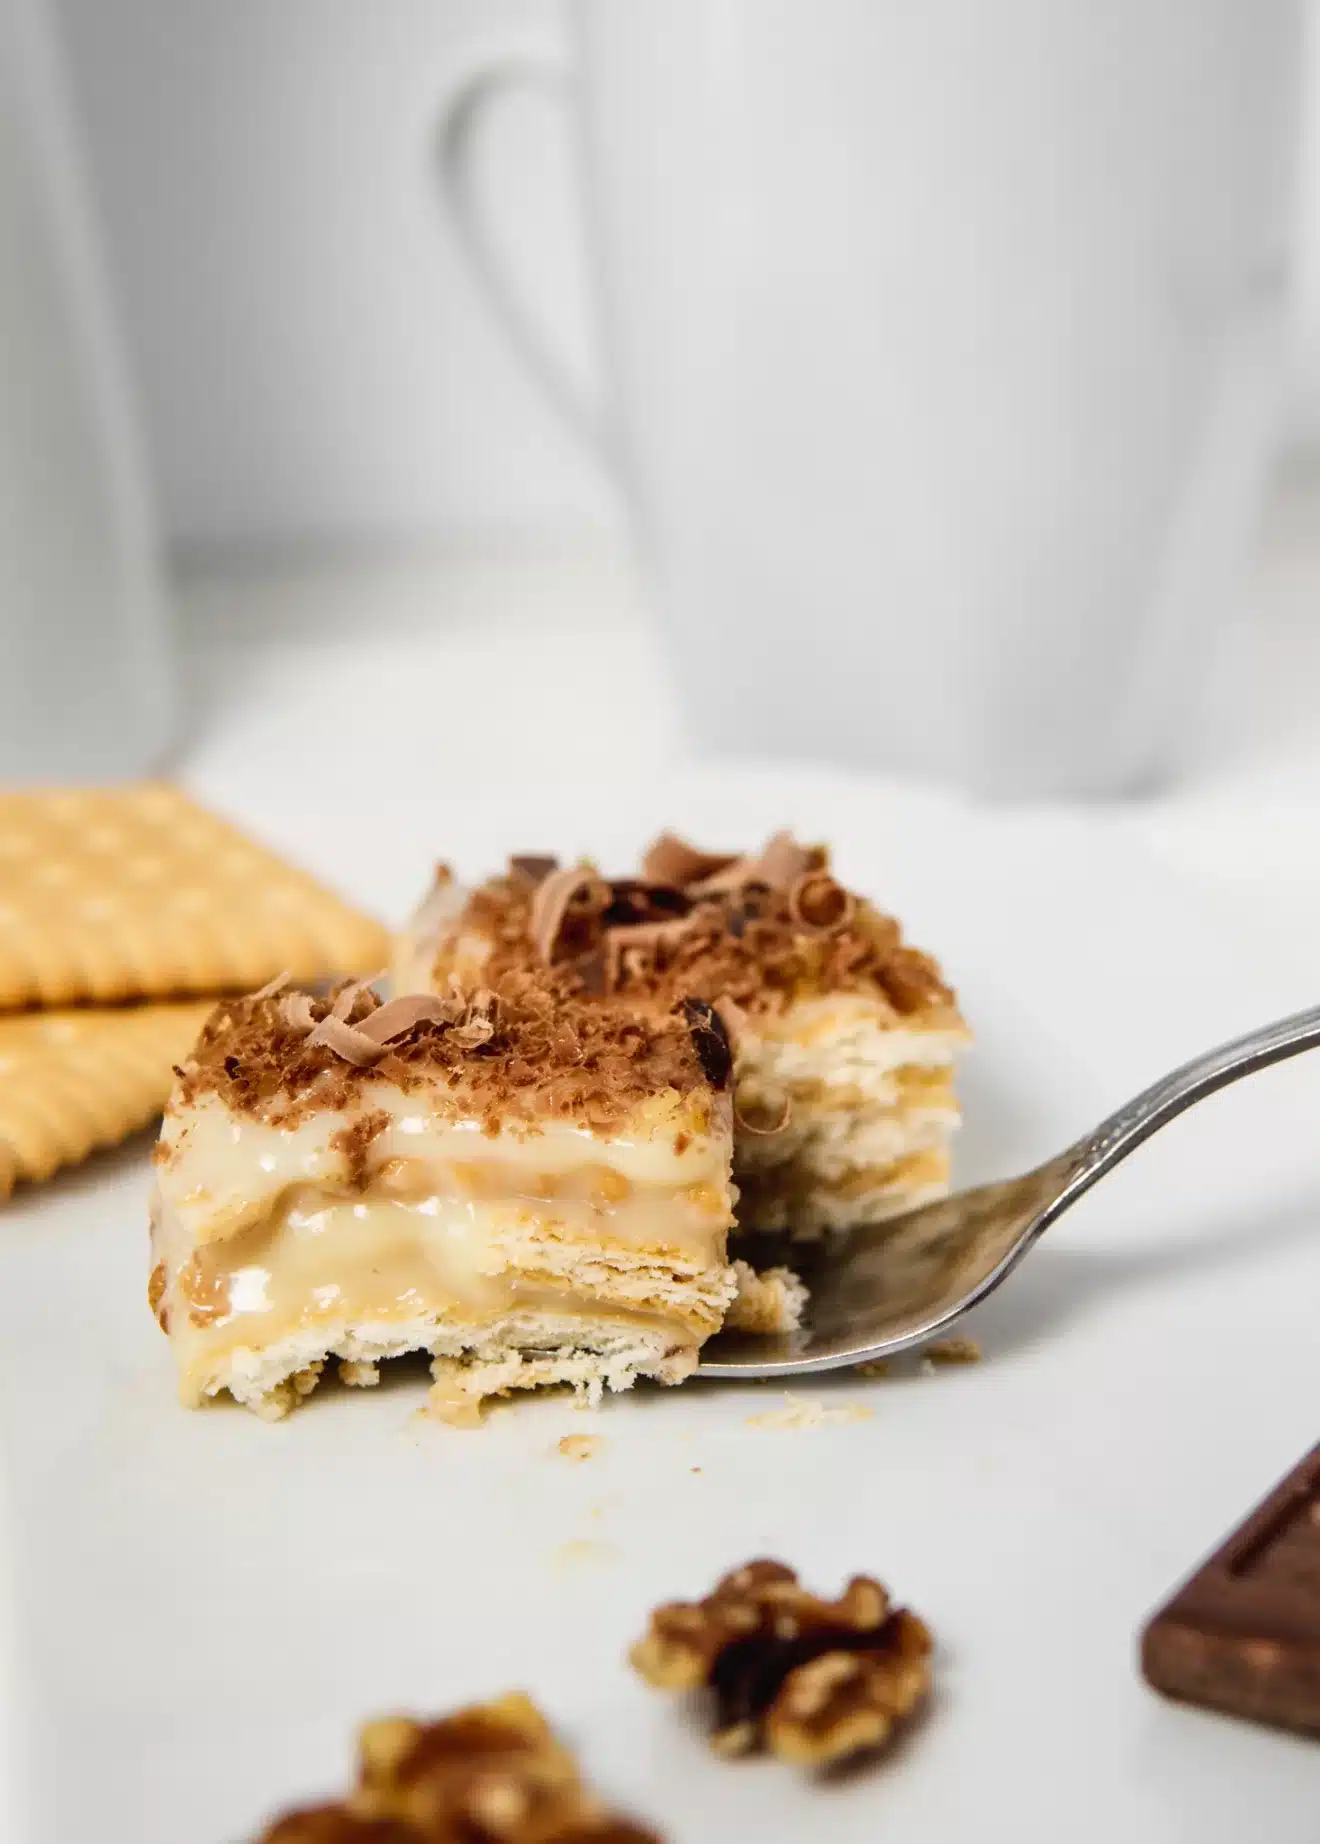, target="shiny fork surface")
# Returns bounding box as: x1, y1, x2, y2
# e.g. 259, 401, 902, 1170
697, 1001, 1320, 1377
